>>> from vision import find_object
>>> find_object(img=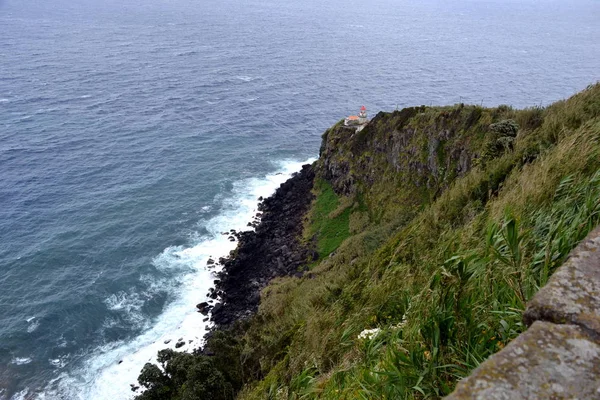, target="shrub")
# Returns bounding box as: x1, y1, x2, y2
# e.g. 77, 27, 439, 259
135, 350, 234, 400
